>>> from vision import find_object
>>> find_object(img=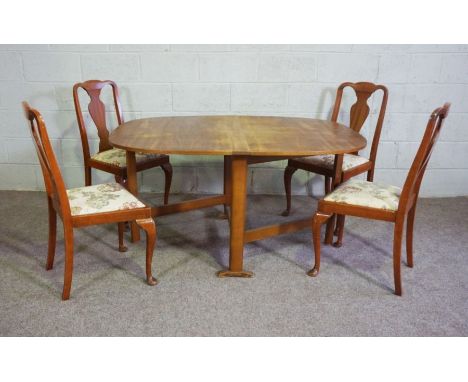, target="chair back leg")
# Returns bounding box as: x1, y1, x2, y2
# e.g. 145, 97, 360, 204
282, 164, 297, 217
393, 220, 404, 296
161, 163, 173, 205
333, 215, 346, 248
406, 205, 417, 268
308, 212, 332, 277
85, 166, 92, 186
62, 226, 74, 300
46, 197, 57, 270
118, 222, 128, 252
